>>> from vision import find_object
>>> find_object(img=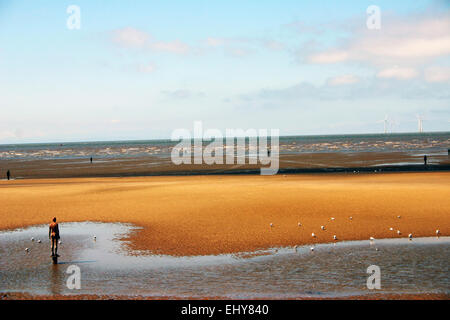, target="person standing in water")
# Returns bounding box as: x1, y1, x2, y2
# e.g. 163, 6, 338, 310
49, 217, 60, 257
424, 155, 427, 165
6, 170, 10, 180
90, 157, 93, 164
